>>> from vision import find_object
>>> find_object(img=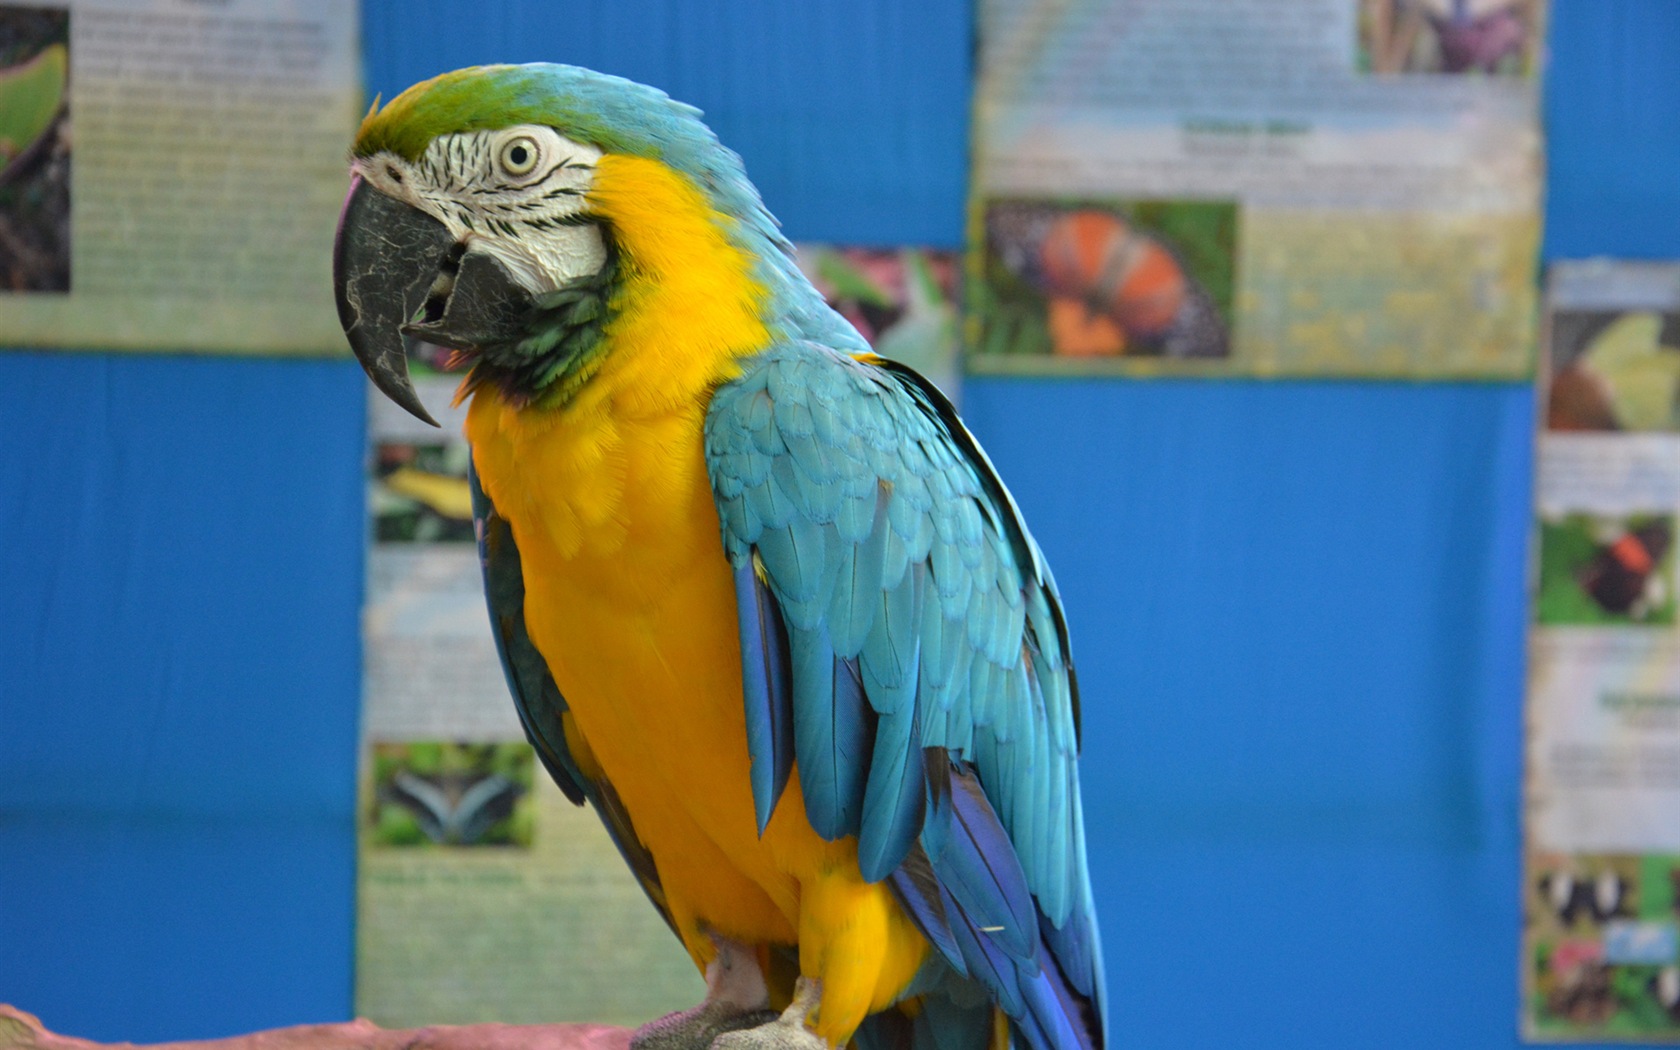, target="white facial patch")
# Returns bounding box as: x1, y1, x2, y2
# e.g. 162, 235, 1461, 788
353, 125, 608, 294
